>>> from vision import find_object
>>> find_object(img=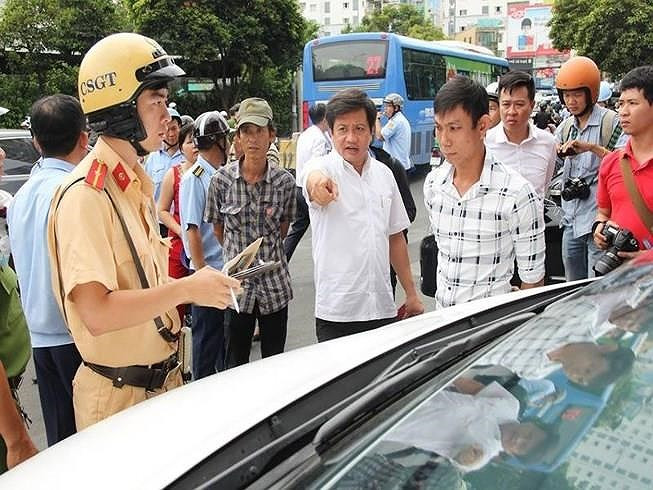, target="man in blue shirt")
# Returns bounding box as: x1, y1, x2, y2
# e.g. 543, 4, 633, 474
7, 94, 85, 446
179, 111, 229, 379
375, 93, 413, 172
554, 56, 627, 279
145, 107, 183, 234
